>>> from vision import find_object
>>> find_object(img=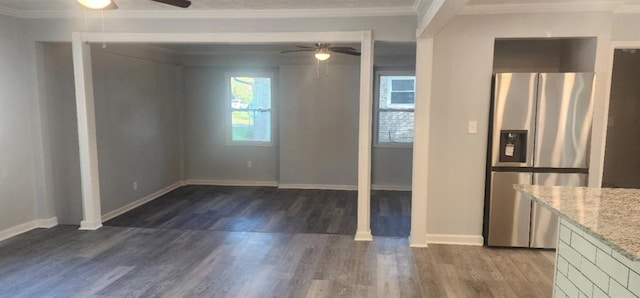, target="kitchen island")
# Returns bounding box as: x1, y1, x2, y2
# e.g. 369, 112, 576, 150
515, 185, 640, 298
